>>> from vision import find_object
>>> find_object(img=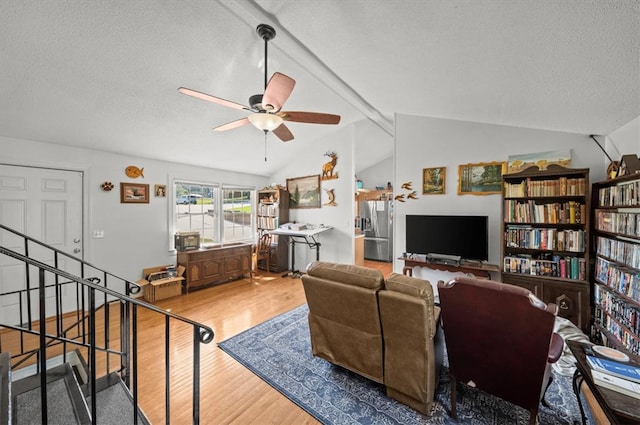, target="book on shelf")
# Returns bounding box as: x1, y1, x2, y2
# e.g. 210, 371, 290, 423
586, 355, 640, 383
591, 370, 640, 399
